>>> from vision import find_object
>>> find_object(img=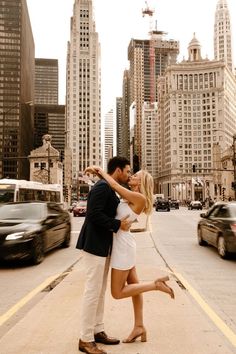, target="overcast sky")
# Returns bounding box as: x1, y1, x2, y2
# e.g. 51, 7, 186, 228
27, 0, 236, 115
